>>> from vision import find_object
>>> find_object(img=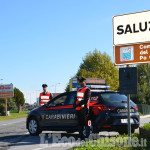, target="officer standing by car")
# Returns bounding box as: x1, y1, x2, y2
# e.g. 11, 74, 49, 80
75, 77, 91, 138
39, 84, 53, 106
